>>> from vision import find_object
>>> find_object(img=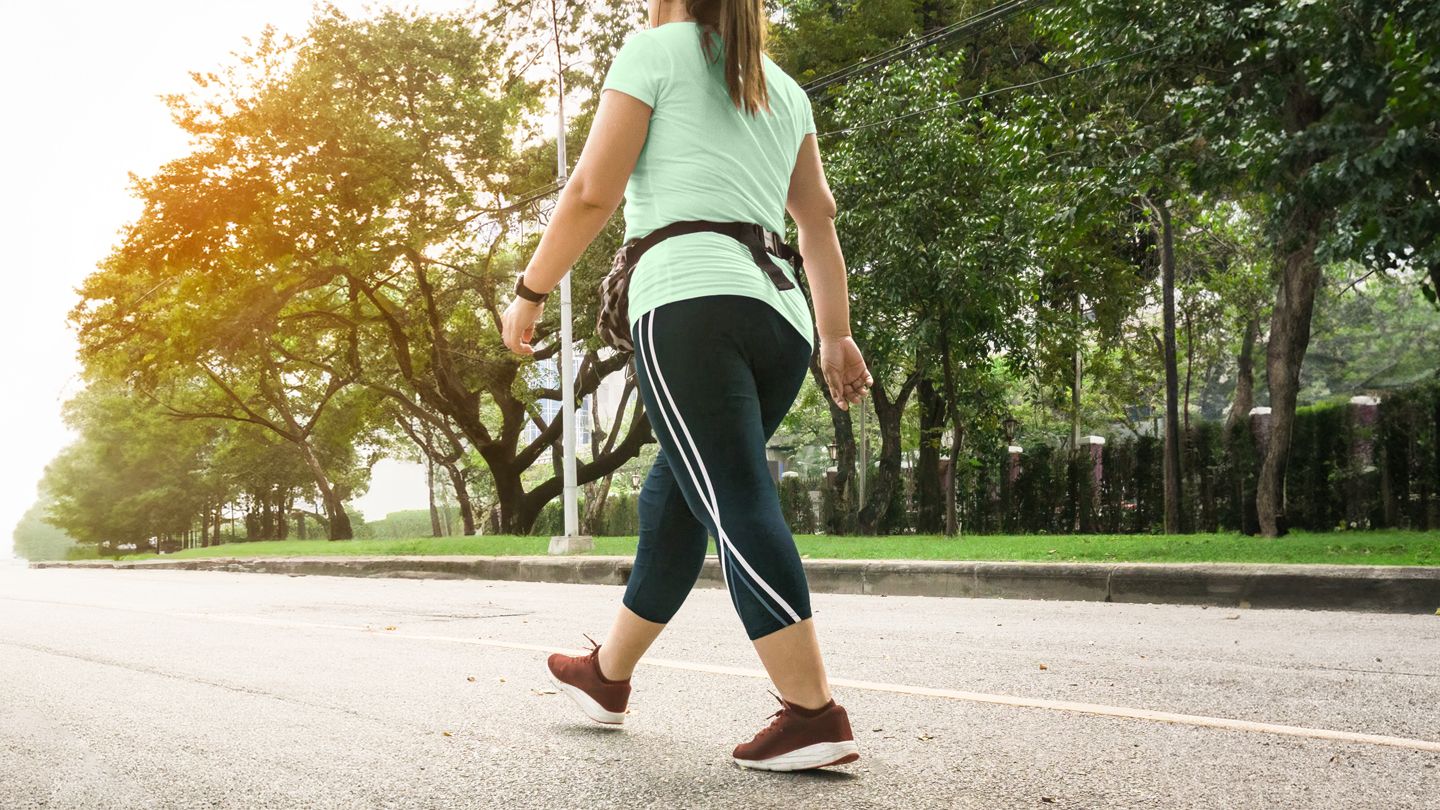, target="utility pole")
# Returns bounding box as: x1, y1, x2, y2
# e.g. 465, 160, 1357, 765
547, 0, 591, 553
